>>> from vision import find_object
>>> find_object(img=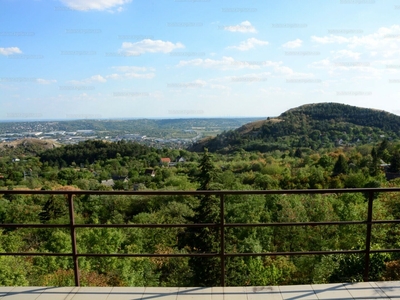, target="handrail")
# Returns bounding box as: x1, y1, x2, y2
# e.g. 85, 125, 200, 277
1, 188, 400, 286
